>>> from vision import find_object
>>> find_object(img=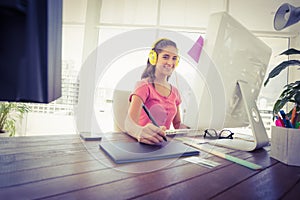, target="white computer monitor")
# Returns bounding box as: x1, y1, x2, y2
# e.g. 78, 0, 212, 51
184, 12, 272, 151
